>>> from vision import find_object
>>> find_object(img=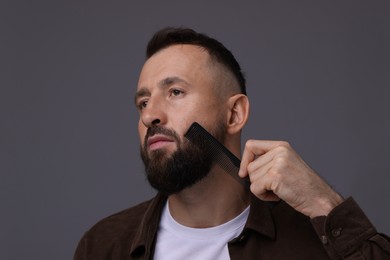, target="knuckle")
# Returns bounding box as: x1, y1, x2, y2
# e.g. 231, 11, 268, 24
268, 168, 280, 179
245, 139, 256, 148
277, 141, 291, 149
270, 179, 280, 193
247, 163, 256, 173
273, 155, 286, 166
249, 183, 258, 194
275, 144, 291, 157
